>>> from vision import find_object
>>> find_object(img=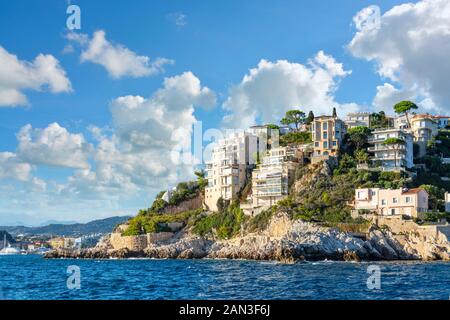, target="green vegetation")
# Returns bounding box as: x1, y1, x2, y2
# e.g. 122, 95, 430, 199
305, 111, 315, 125
393, 100, 418, 128
370, 111, 391, 129
345, 126, 372, 153
280, 109, 306, 131
147, 181, 201, 214
280, 131, 312, 146
192, 201, 245, 239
